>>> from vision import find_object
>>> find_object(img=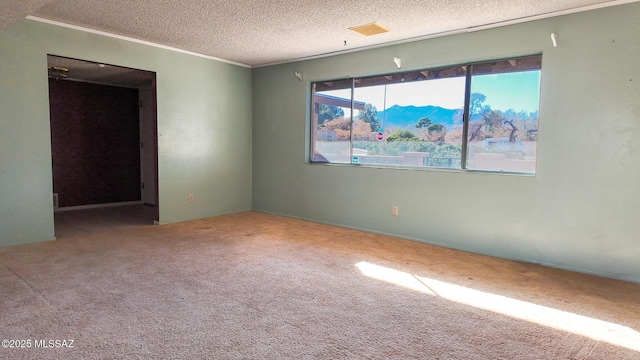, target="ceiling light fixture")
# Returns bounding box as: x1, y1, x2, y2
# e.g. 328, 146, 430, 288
349, 22, 390, 36
48, 66, 69, 80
